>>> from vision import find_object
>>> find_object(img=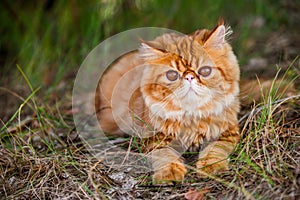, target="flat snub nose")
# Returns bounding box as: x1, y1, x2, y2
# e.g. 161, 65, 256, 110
185, 74, 195, 82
